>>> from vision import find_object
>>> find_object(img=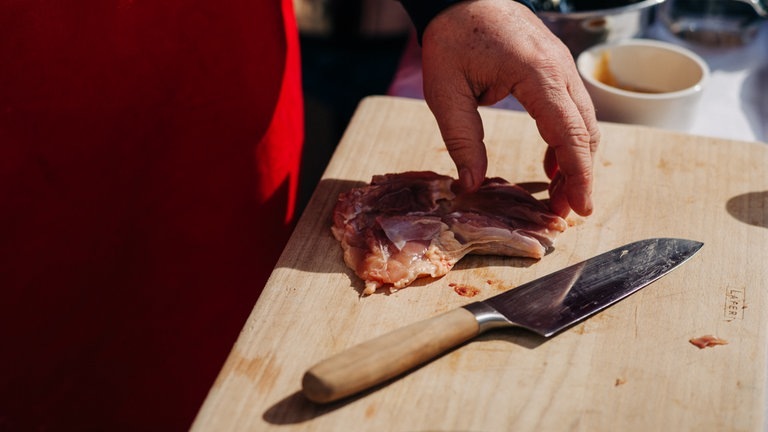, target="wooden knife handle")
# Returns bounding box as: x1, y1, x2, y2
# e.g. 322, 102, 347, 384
302, 307, 479, 403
